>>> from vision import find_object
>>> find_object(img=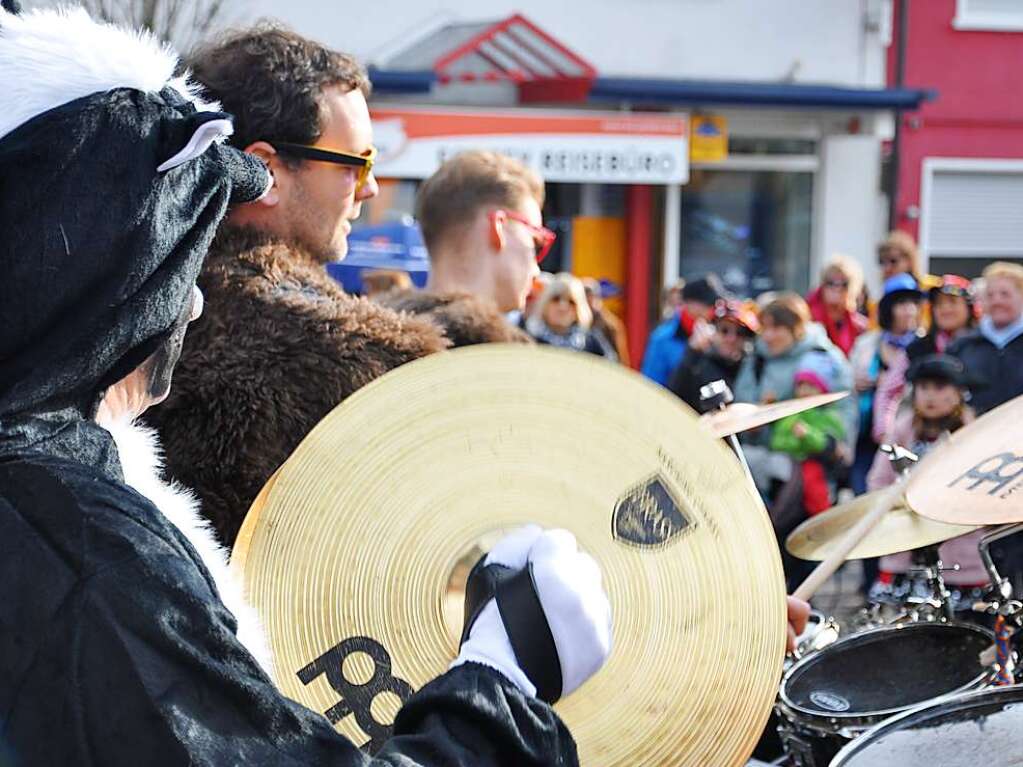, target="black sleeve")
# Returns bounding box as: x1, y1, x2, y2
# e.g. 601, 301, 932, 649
75, 538, 577, 767
667, 354, 702, 411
